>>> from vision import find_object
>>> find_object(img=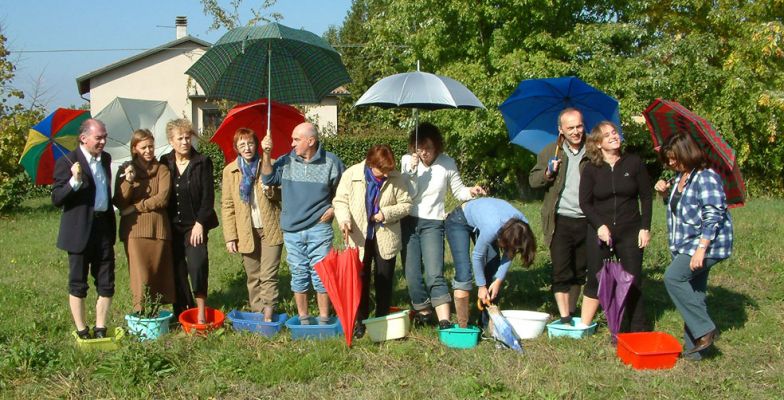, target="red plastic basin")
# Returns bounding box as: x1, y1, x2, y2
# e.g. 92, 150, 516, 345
178, 307, 225, 334
617, 332, 682, 370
